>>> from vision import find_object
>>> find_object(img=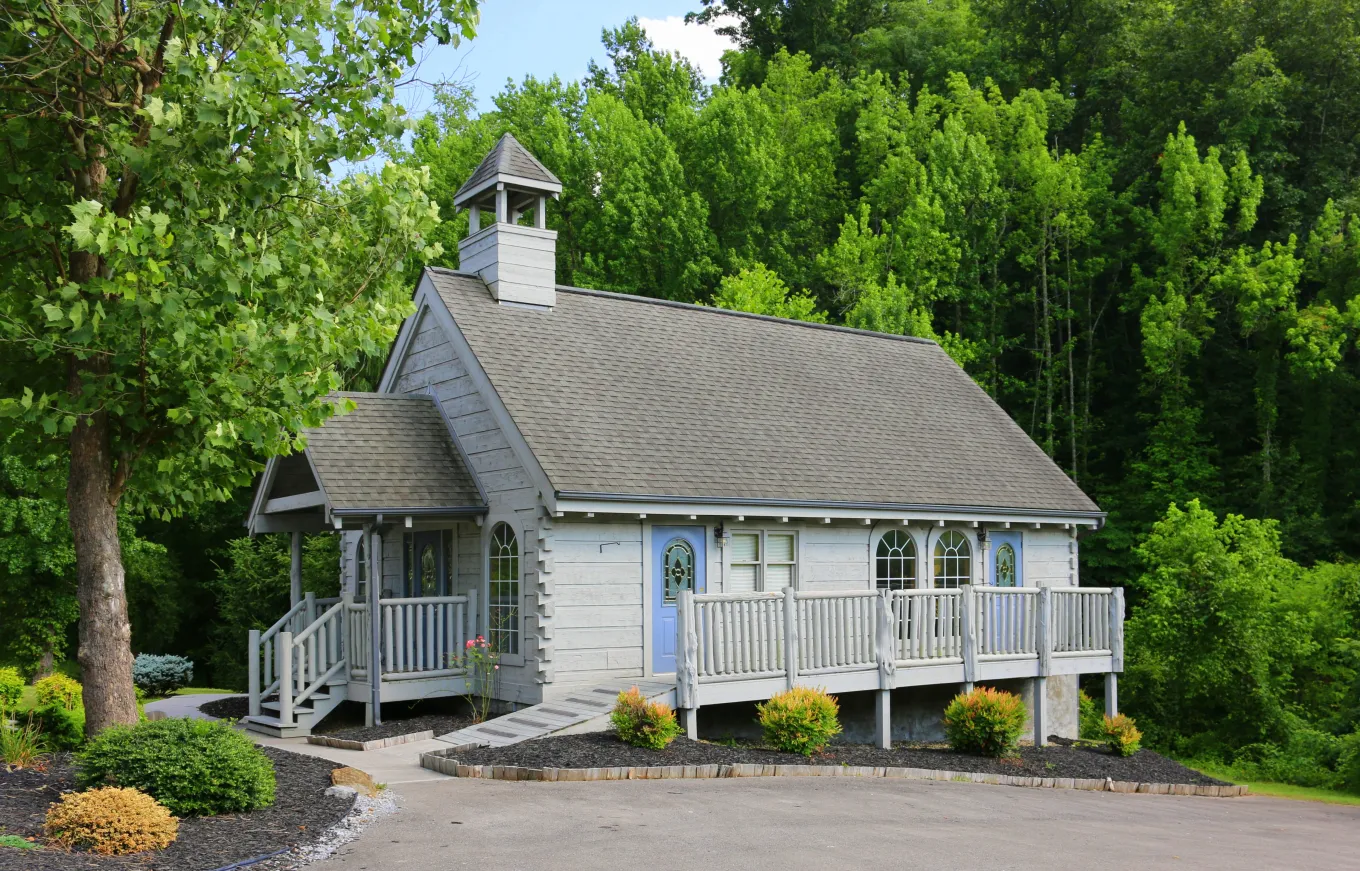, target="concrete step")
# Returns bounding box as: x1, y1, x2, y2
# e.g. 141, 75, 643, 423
241, 714, 308, 739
